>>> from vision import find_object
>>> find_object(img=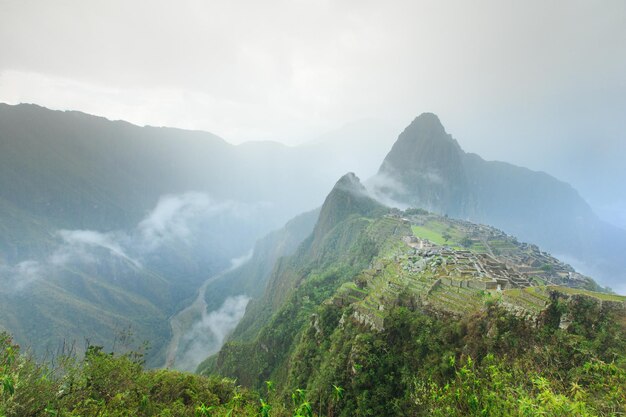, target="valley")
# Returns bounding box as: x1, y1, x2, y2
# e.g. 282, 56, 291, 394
164, 273, 219, 369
